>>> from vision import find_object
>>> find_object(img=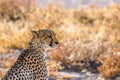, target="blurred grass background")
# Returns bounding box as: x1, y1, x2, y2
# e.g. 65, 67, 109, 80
0, 0, 120, 79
